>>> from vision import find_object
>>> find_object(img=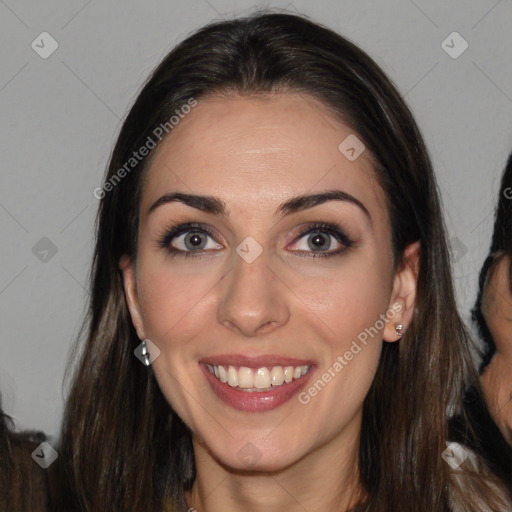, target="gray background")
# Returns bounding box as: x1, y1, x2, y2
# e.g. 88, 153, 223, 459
1, 0, 511, 441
